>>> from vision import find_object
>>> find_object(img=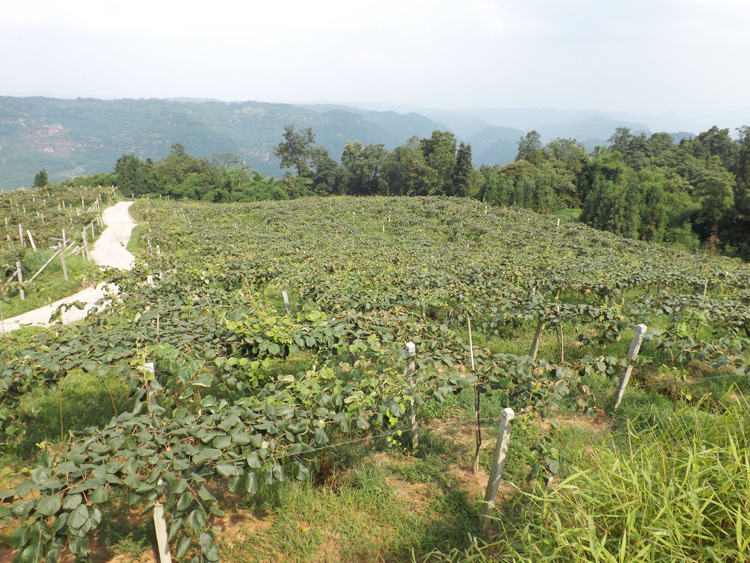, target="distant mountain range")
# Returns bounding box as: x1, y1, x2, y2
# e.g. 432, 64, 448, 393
0, 95, 709, 190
